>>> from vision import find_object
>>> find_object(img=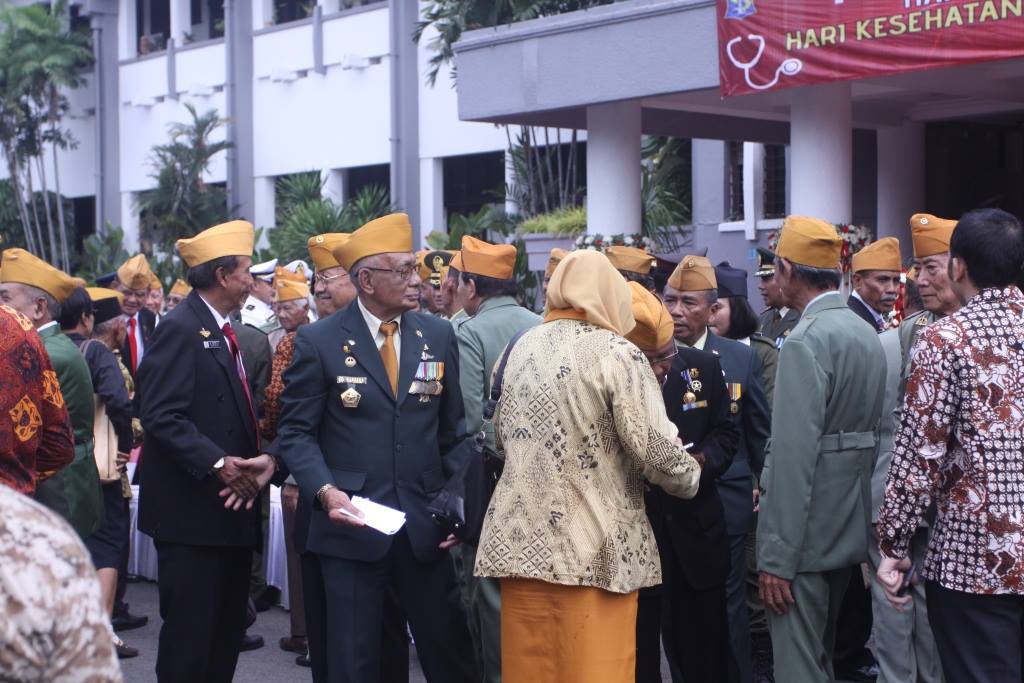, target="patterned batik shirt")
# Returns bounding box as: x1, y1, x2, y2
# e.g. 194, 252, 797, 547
260, 331, 296, 442
474, 319, 702, 594
878, 286, 1024, 595
0, 305, 74, 494
0, 483, 123, 681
